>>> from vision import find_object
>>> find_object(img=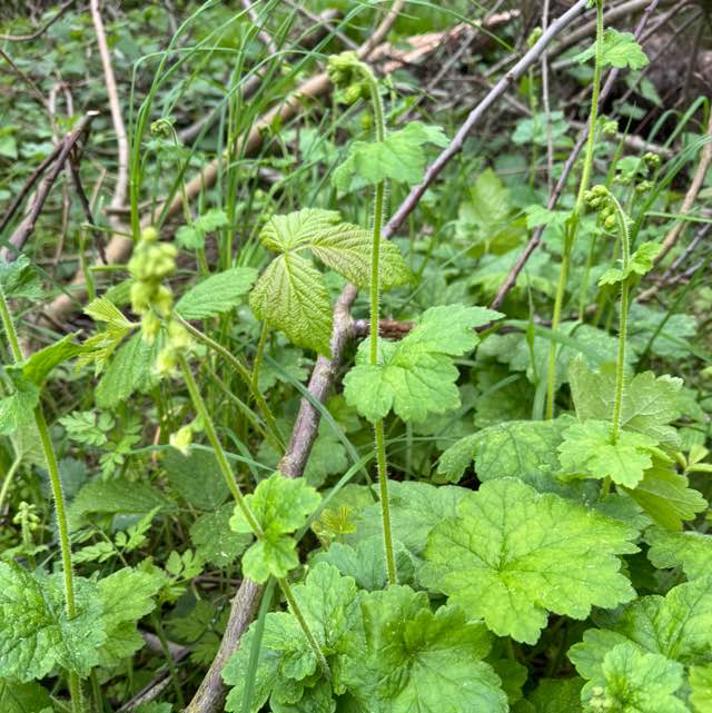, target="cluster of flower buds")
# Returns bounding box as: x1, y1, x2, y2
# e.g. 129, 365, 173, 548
327, 51, 373, 105
128, 227, 191, 375
584, 184, 619, 230
587, 686, 613, 711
